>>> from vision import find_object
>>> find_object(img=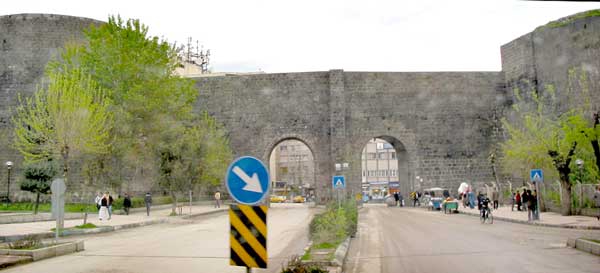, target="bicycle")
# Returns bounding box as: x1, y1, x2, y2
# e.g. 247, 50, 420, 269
480, 207, 493, 224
